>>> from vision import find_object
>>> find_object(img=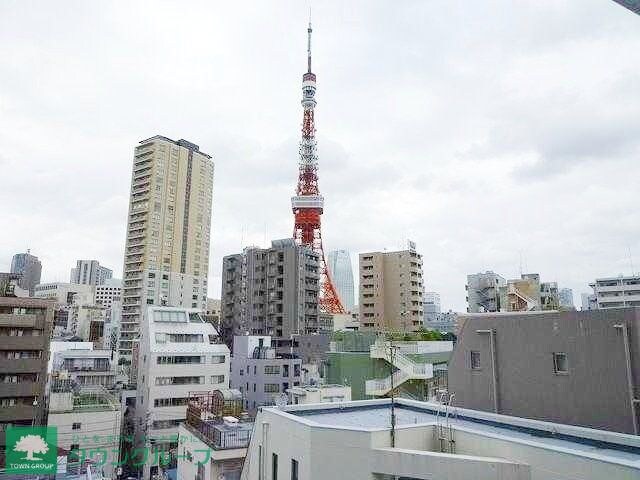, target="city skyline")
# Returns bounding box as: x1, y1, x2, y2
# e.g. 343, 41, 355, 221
1, 1, 640, 311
